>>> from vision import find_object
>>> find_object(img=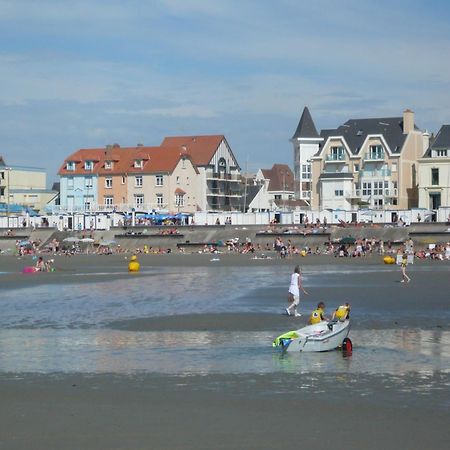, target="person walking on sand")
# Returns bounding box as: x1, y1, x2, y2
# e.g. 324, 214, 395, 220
286, 265, 308, 317
400, 253, 411, 283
